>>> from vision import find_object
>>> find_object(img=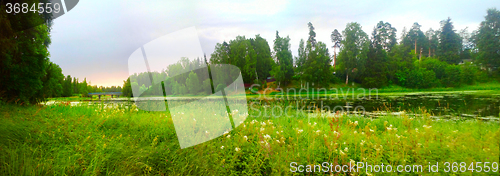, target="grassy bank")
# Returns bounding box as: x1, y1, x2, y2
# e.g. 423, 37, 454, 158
0, 103, 498, 175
